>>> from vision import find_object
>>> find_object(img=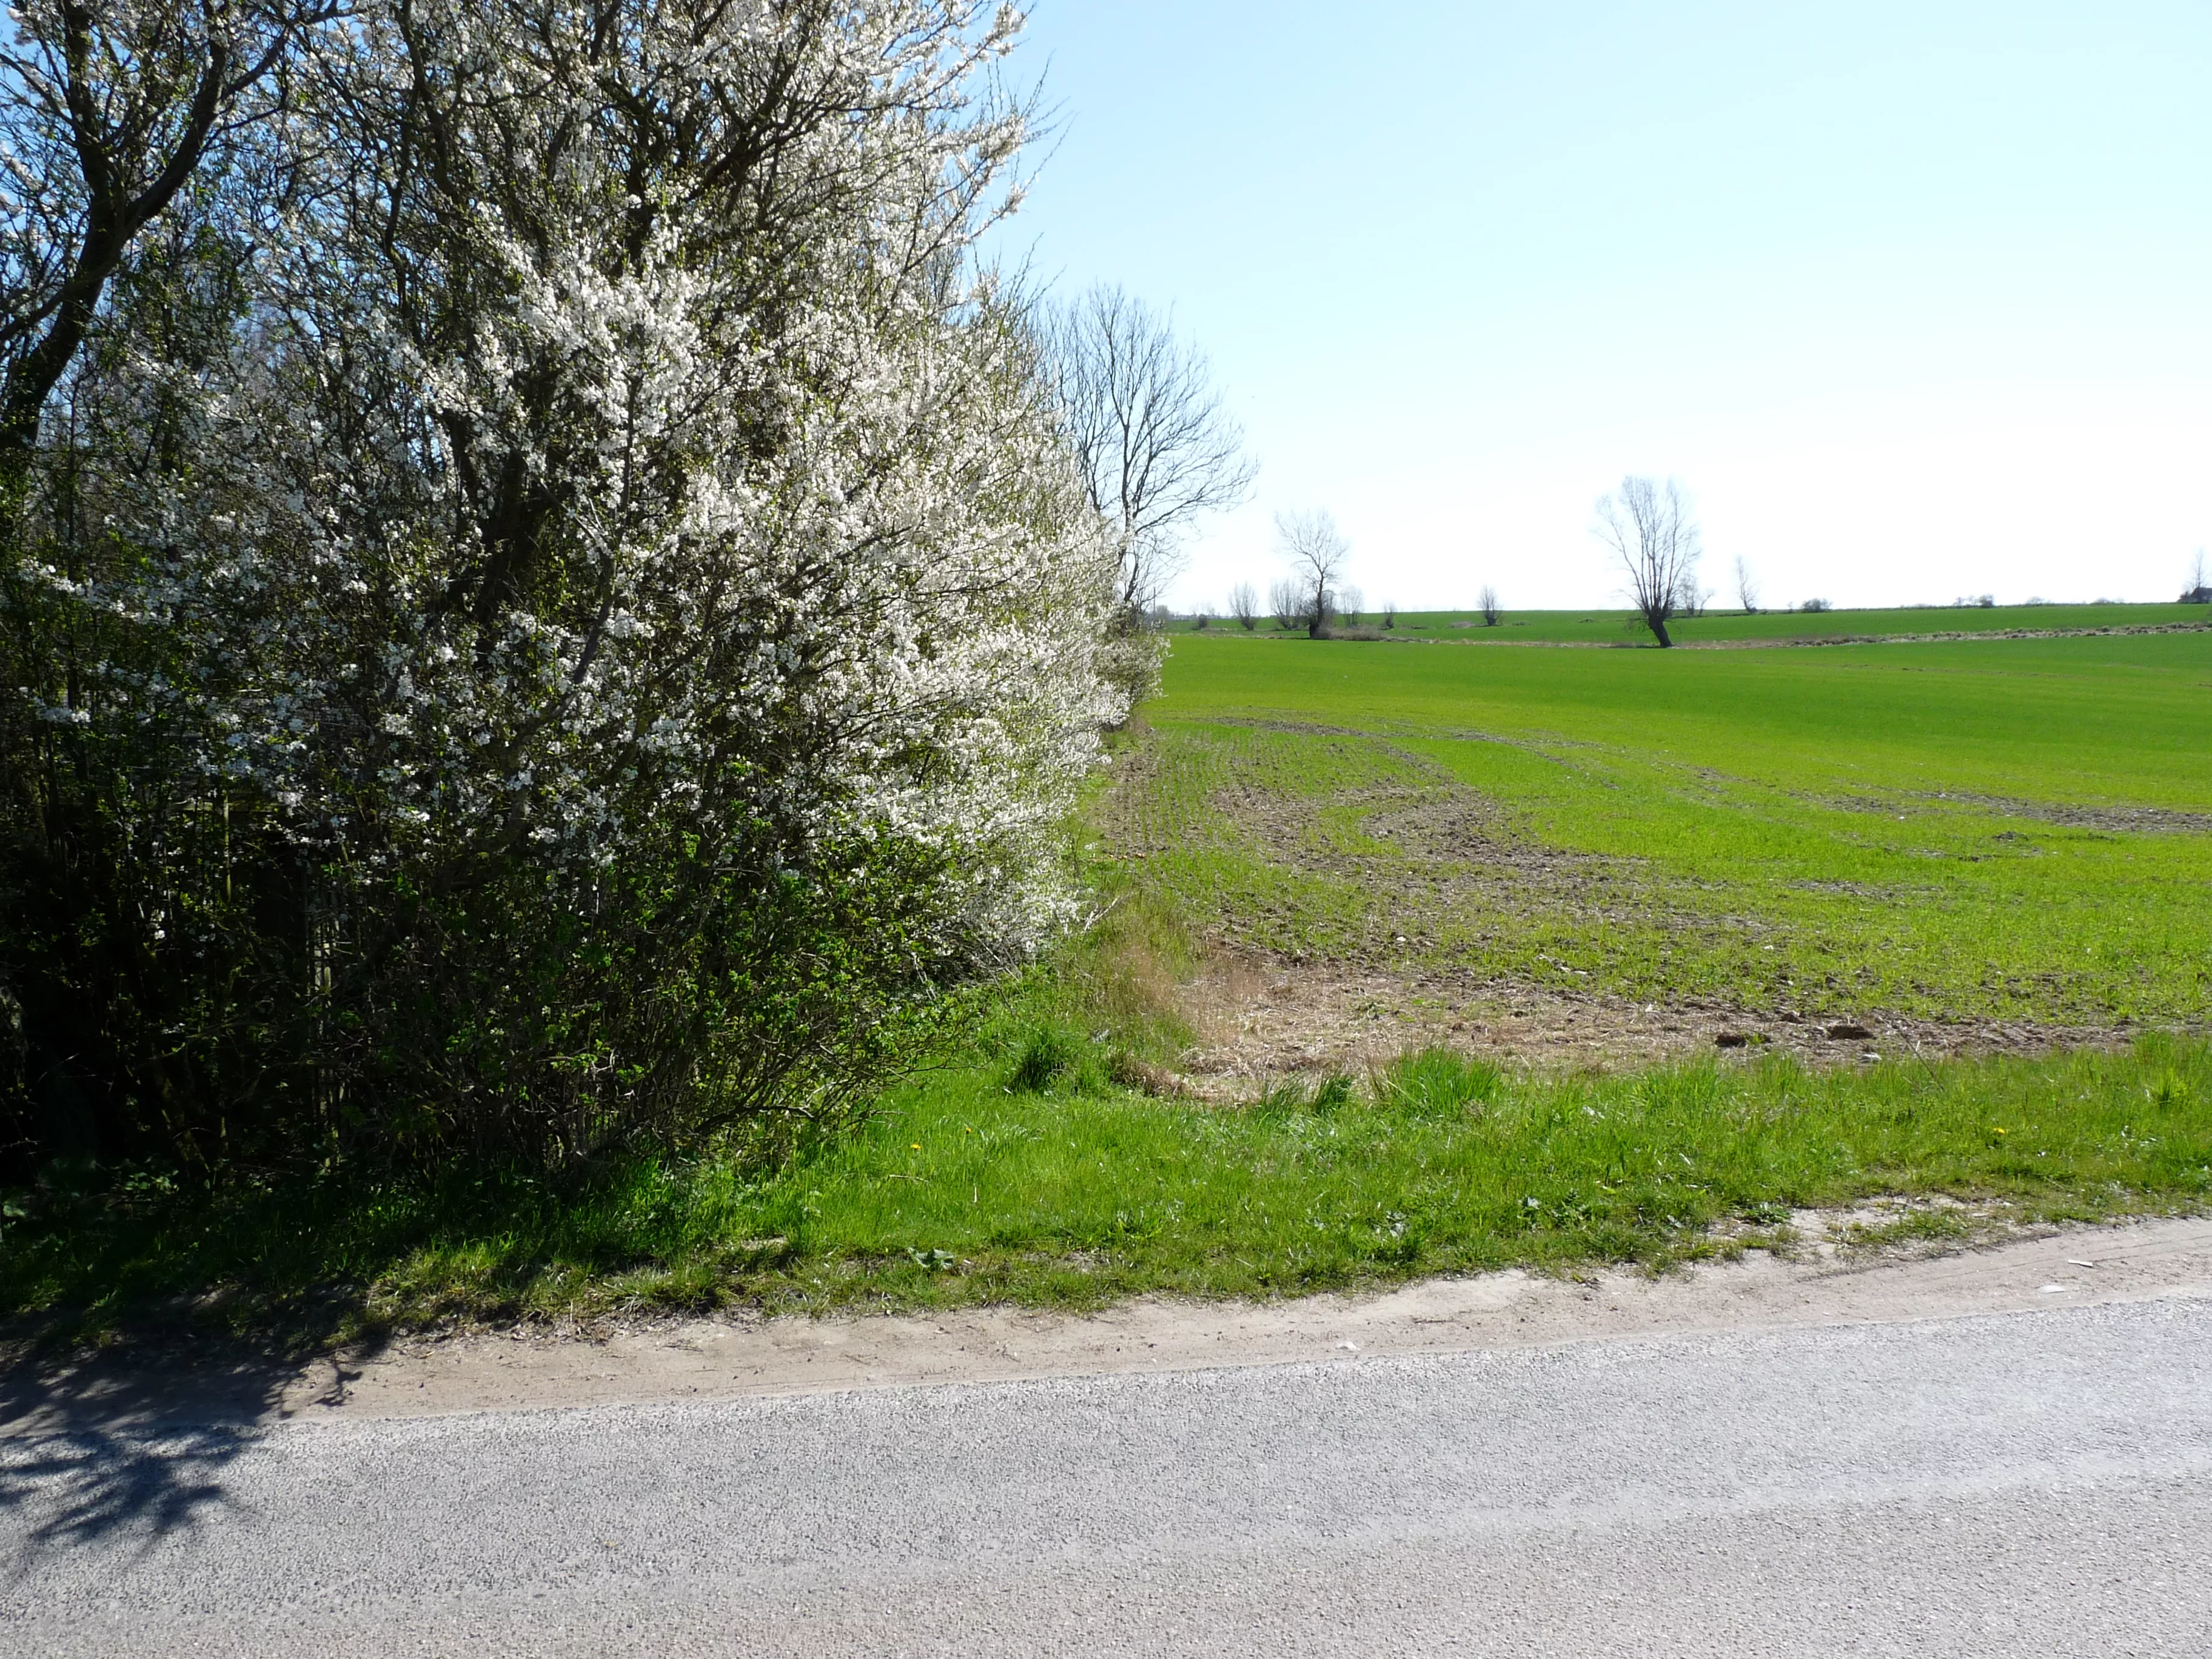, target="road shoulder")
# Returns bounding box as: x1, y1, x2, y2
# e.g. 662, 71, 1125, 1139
10, 1213, 2207, 1436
